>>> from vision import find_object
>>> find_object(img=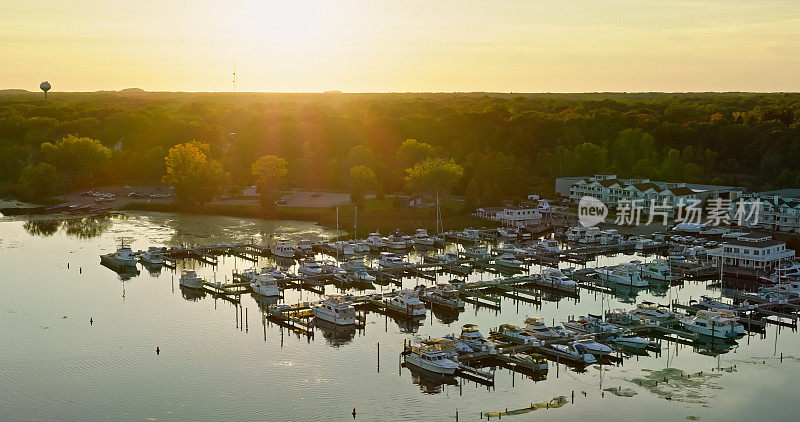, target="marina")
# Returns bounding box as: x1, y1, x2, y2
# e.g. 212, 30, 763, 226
4, 212, 800, 421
